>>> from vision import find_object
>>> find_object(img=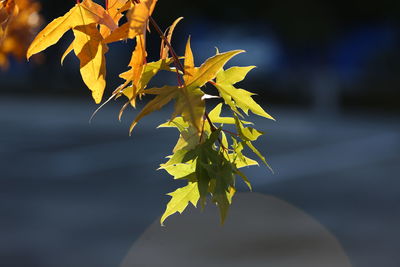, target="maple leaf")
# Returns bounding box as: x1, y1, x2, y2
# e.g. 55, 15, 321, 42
183, 129, 236, 222
214, 66, 275, 120
107, 0, 129, 23
173, 86, 205, 133
160, 182, 200, 226
129, 85, 179, 134
228, 138, 258, 169
172, 125, 201, 152
160, 17, 183, 59
61, 0, 128, 65
116, 17, 182, 112
104, 0, 156, 43
158, 117, 202, 152
186, 49, 244, 89
126, 0, 157, 38
183, 36, 196, 83
72, 23, 108, 104
120, 34, 147, 106
24, 0, 276, 226
128, 48, 245, 134
177, 40, 244, 132
27, 0, 117, 103
160, 158, 196, 181
27, 0, 116, 60
60, 42, 73, 65
234, 115, 273, 171
208, 103, 252, 125
118, 57, 174, 110
112, 57, 176, 122
159, 103, 252, 153
103, 0, 129, 31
